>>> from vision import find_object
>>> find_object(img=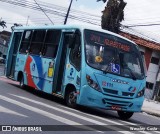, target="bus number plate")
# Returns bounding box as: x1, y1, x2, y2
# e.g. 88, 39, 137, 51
111, 106, 121, 110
